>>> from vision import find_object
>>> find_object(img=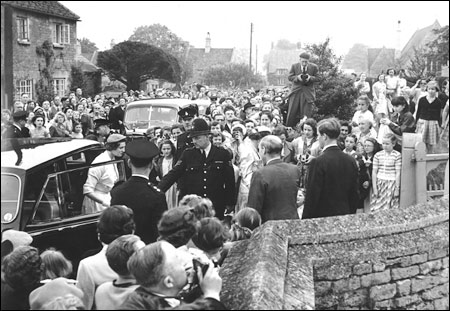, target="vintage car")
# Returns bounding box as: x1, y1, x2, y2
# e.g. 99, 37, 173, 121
123, 98, 211, 136
1, 138, 127, 265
